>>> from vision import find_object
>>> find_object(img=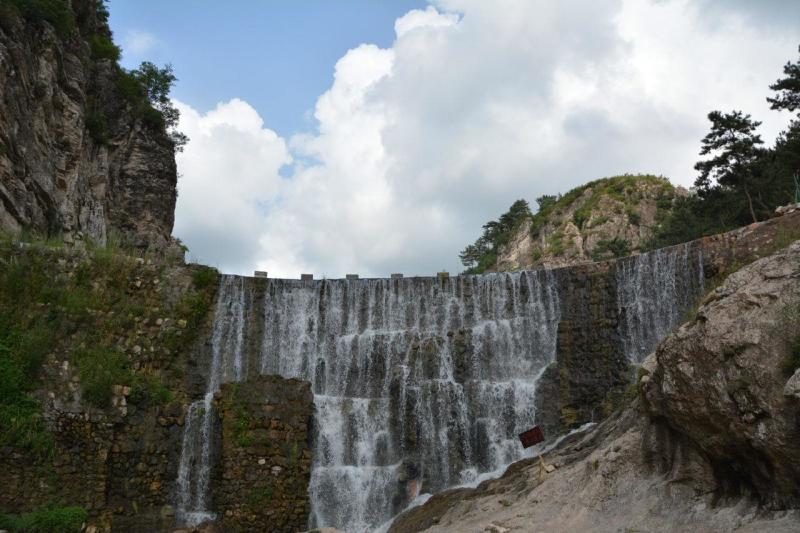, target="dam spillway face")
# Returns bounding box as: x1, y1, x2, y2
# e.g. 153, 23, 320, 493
177, 243, 705, 532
